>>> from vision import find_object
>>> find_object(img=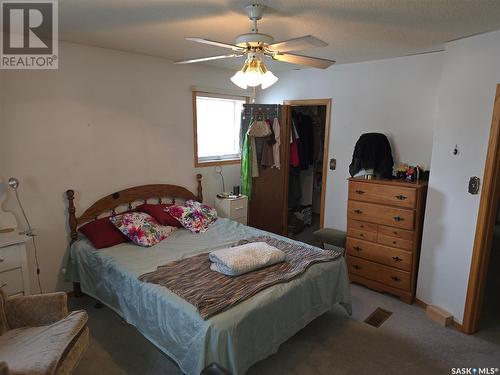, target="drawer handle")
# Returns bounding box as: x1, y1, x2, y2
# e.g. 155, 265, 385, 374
355, 189, 365, 195
353, 246, 362, 251
354, 209, 363, 214
360, 225, 364, 229
392, 241, 397, 245
353, 265, 361, 270
0, 257, 4, 263
393, 216, 404, 222
393, 231, 398, 235
391, 276, 401, 282
392, 256, 402, 262
359, 233, 364, 237
395, 195, 407, 200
